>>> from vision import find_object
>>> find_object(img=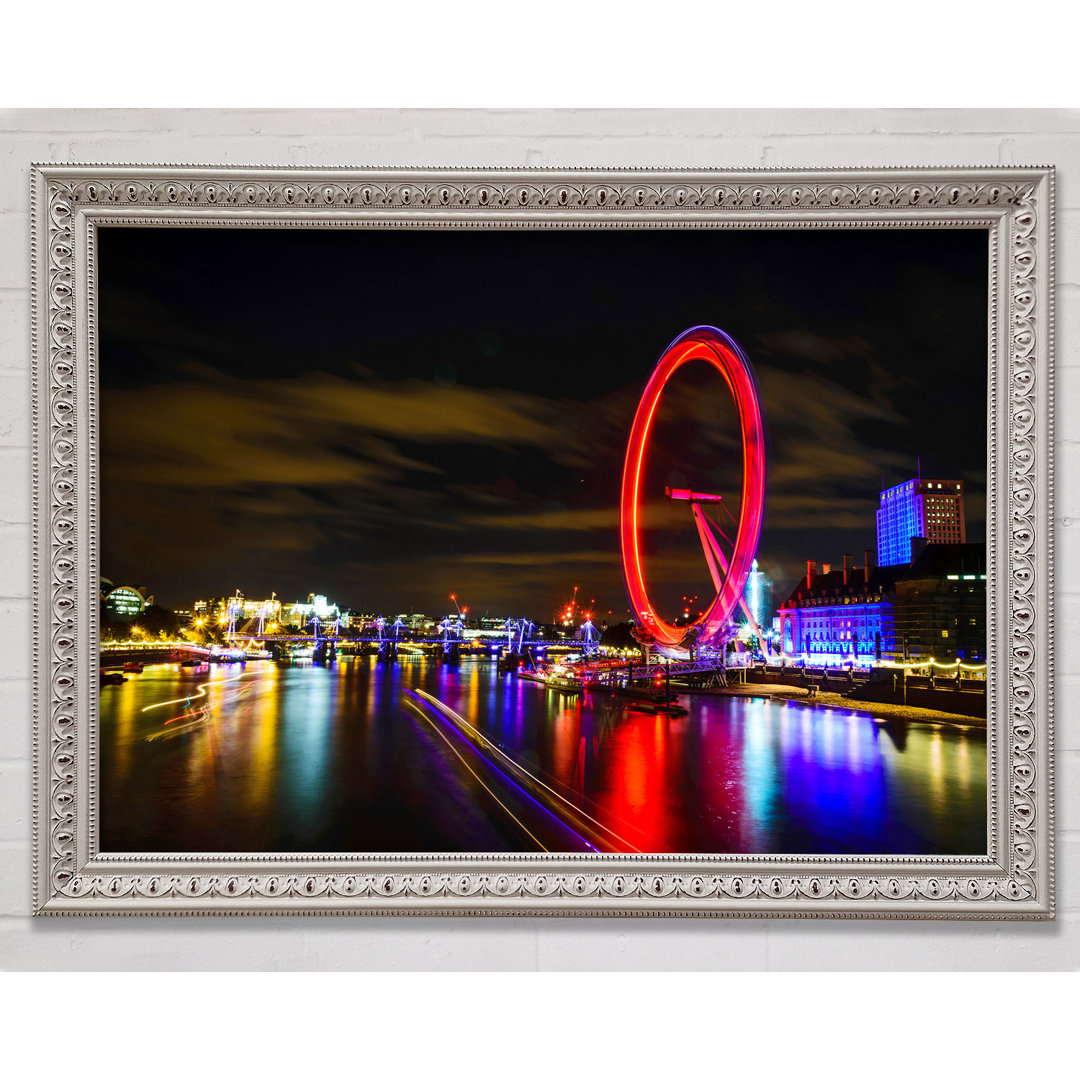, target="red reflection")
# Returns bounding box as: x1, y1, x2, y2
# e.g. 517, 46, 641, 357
592, 713, 679, 850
